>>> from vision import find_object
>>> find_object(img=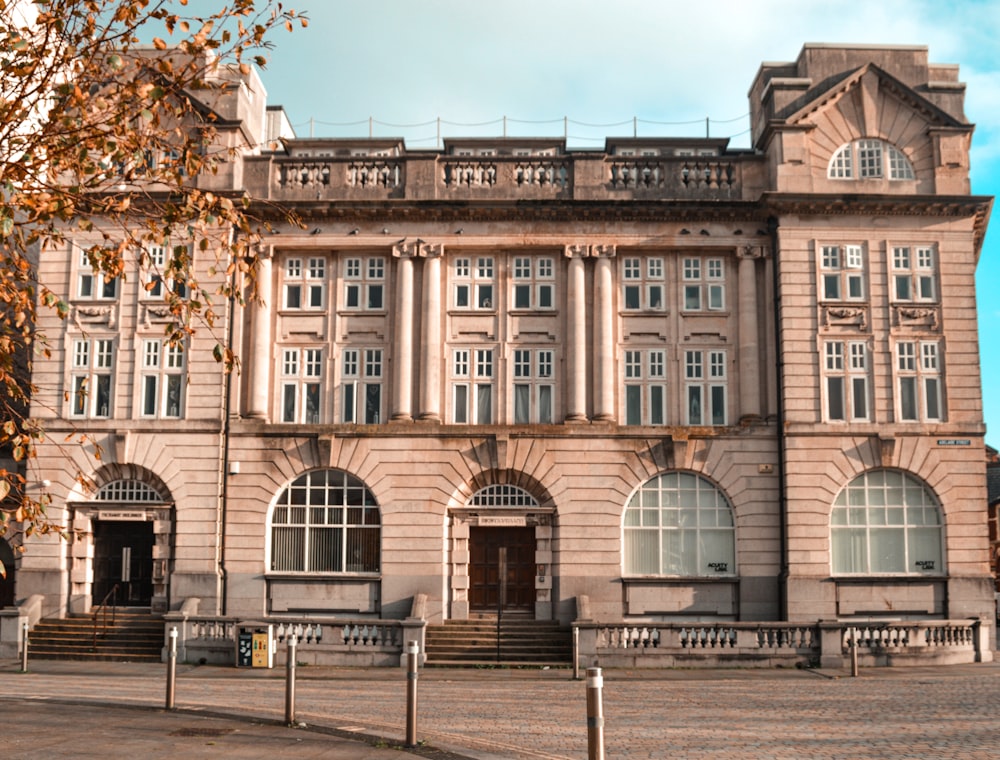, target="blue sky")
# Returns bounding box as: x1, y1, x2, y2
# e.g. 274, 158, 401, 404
199, 0, 1000, 445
